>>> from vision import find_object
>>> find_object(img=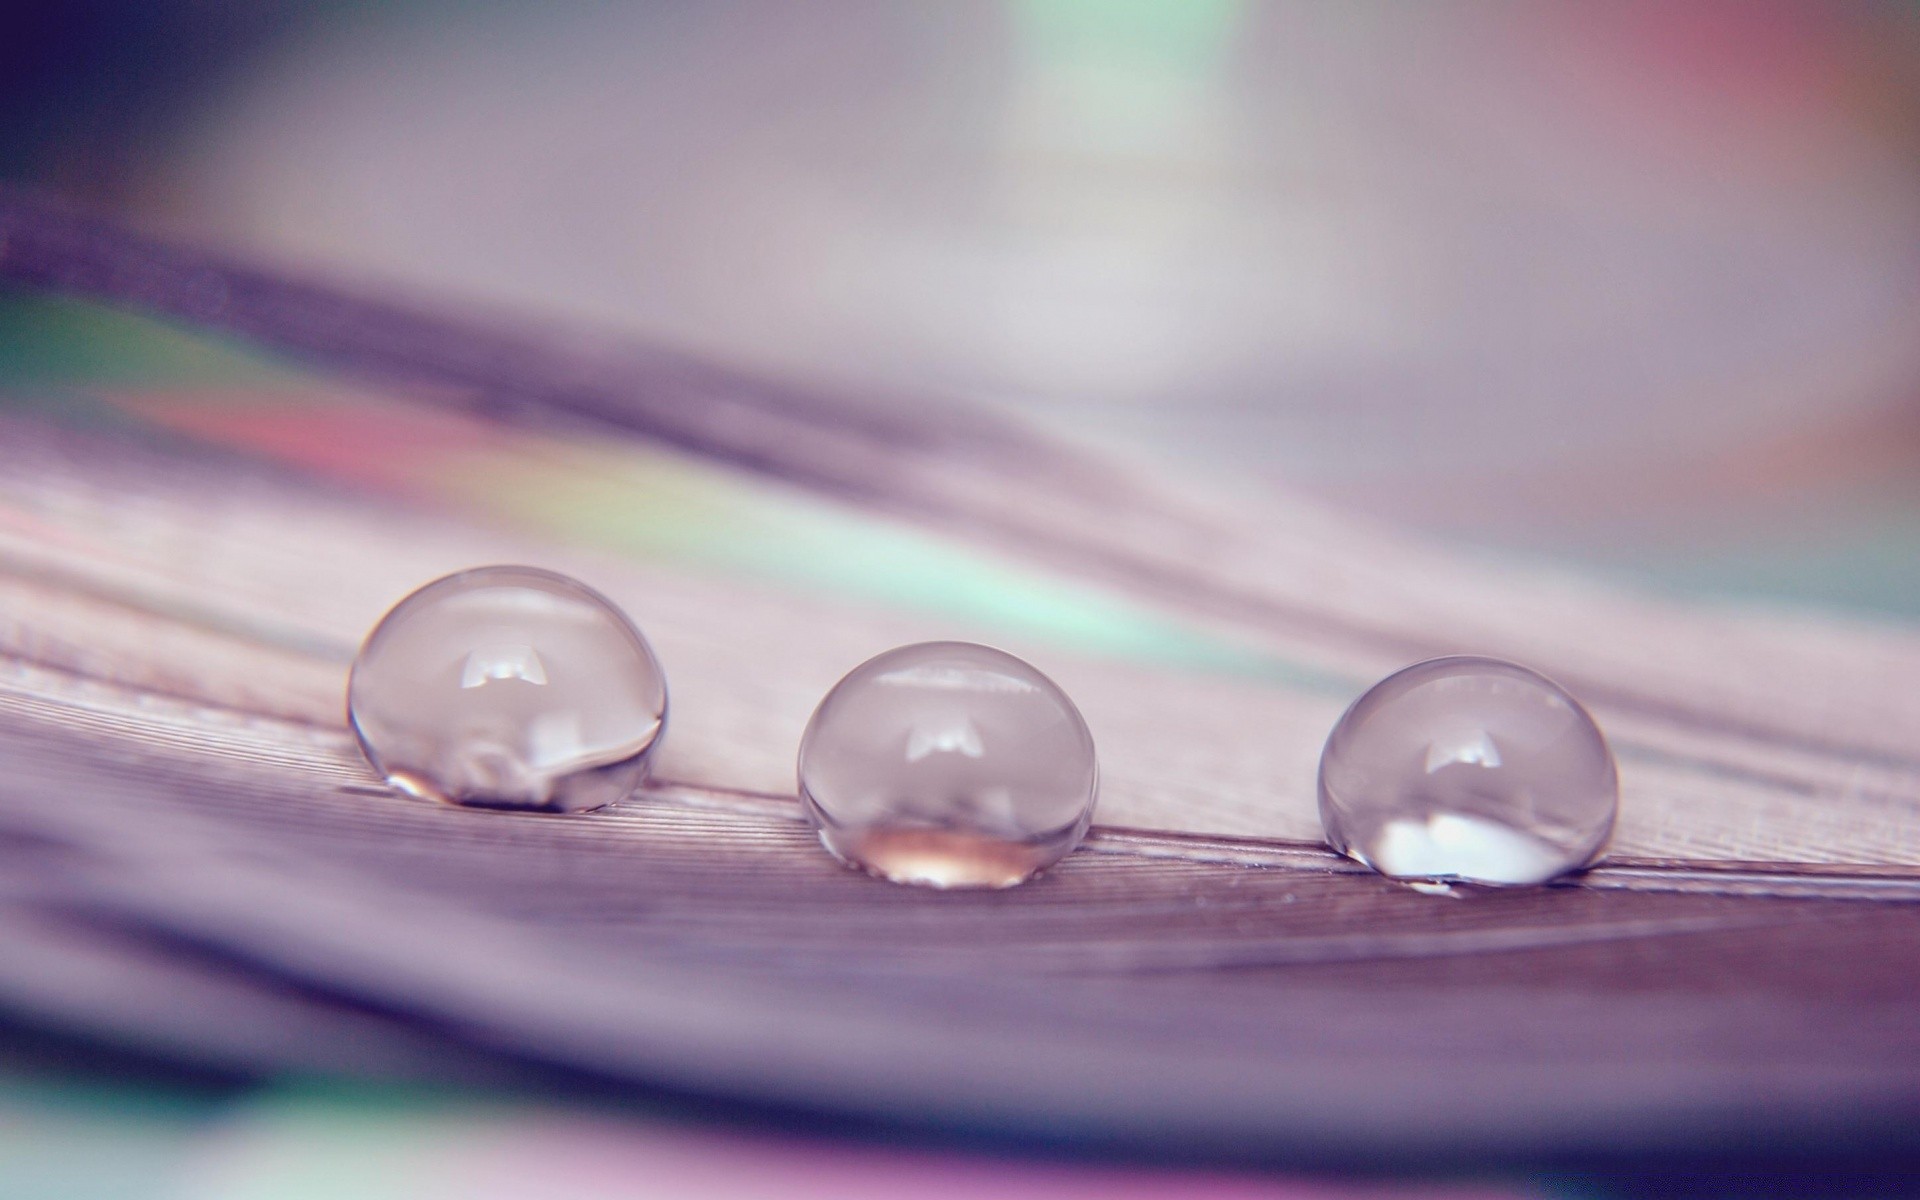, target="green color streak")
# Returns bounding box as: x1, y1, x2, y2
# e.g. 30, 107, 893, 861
451, 448, 1326, 683
1009, 0, 1245, 71
0, 292, 291, 389
180, 1084, 468, 1200
0, 1077, 217, 1200
1556, 513, 1920, 622
0, 294, 1330, 684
